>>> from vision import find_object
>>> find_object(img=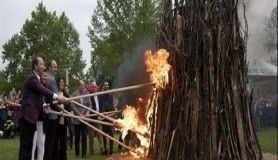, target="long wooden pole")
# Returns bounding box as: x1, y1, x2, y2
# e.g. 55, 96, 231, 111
71, 101, 150, 138
94, 113, 117, 121
77, 116, 138, 153
68, 82, 154, 101
47, 110, 114, 126
53, 82, 155, 104
51, 105, 137, 153
71, 101, 116, 123
45, 102, 149, 137
65, 69, 69, 86
86, 110, 123, 117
